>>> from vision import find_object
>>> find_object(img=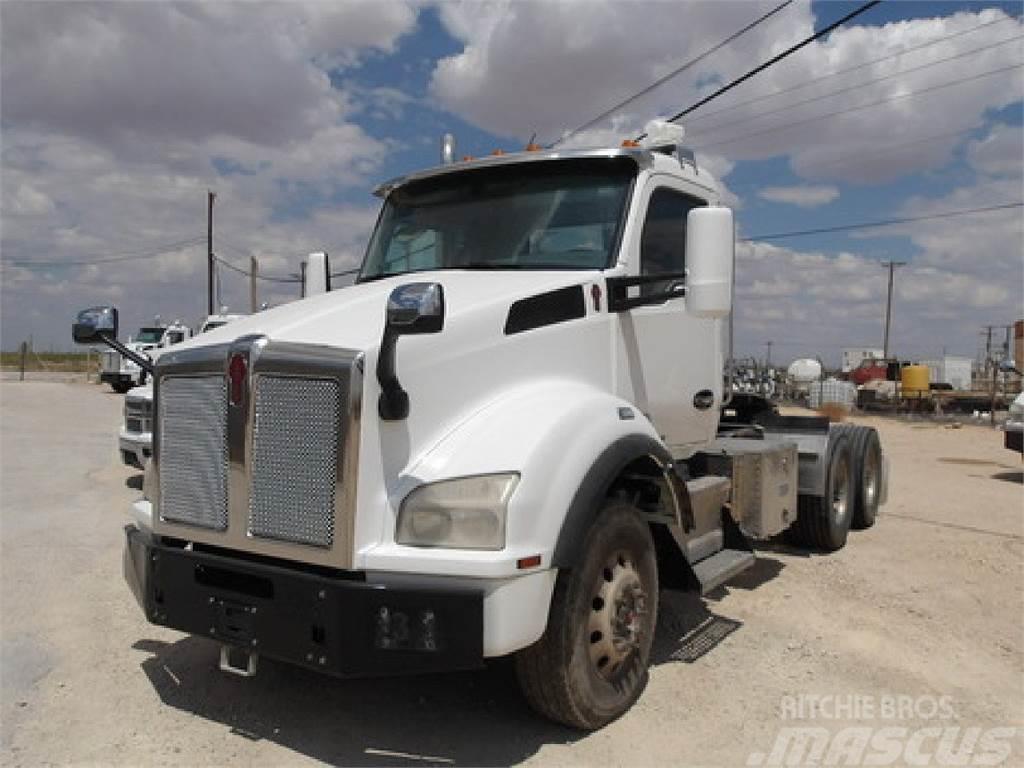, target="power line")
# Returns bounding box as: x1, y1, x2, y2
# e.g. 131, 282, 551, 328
549, 0, 794, 148
684, 14, 1018, 128
742, 201, 1023, 242
693, 61, 1023, 151
689, 33, 1023, 138
637, 0, 882, 140
212, 254, 300, 283
2, 236, 204, 267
